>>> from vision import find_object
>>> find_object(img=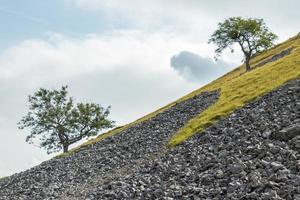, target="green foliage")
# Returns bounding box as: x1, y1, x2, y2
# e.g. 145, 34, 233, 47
18, 86, 114, 154
209, 17, 278, 71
